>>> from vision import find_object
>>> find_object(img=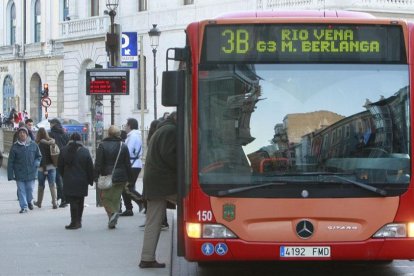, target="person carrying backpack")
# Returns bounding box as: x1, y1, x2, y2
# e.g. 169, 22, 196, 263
48, 118, 69, 208
33, 127, 58, 209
